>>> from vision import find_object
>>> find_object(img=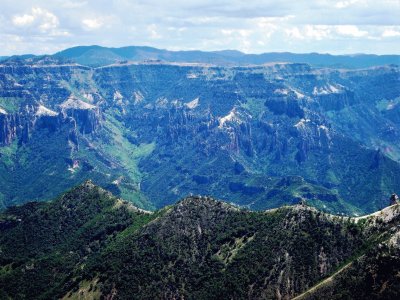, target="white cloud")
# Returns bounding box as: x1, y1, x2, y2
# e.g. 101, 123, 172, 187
285, 27, 304, 40
50, 30, 71, 37
61, 1, 88, 9
335, 25, 368, 37
256, 17, 279, 38
147, 24, 161, 39
219, 28, 253, 52
284, 25, 375, 41
82, 18, 103, 30
12, 7, 59, 32
285, 25, 331, 41
179, 16, 221, 26
335, 0, 360, 9
382, 28, 400, 37
167, 27, 186, 32
238, 29, 252, 37
221, 29, 234, 36
2, 0, 400, 55
304, 25, 330, 40
12, 14, 35, 26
